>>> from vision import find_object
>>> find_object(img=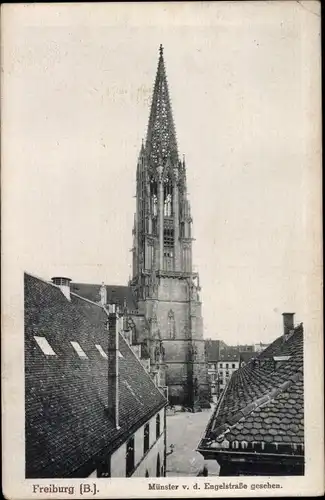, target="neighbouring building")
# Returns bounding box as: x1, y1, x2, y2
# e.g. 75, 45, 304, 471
217, 349, 240, 395
25, 273, 167, 478
205, 340, 269, 399
239, 350, 256, 367
254, 342, 270, 353
197, 313, 304, 476
205, 341, 241, 399
71, 45, 210, 409
205, 340, 222, 400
